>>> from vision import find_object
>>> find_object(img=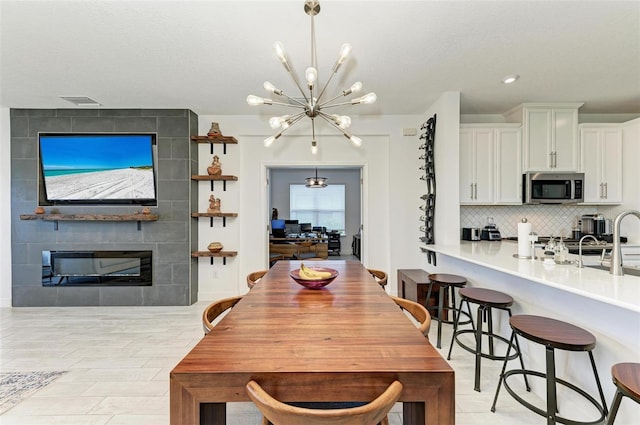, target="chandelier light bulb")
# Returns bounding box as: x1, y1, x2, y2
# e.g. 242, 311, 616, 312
247, 95, 266, 106
350, 135, 362, 147
273, 42, 288, 64
305, 67, 318, 87
360, 92, 377, 104
311, 140, 318, 155
337, 43, 352, 65
264, 136, 276, 147
263, 81, 282, 95
336, 115, 351, 129
269, 116, 283, 129
350, 81, 362, 93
